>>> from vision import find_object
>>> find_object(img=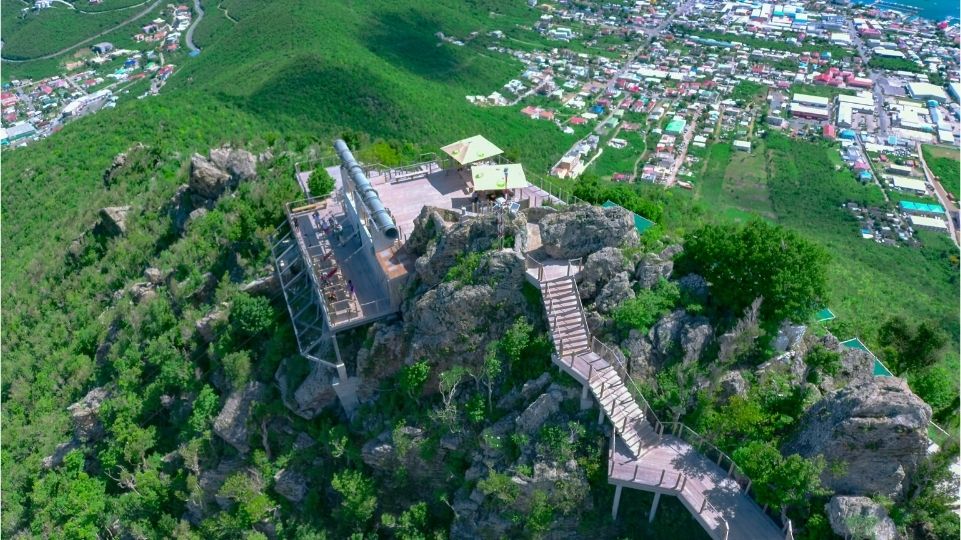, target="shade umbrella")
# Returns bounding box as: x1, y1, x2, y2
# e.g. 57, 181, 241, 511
441, 135, 504, 166
471, 163, 528, 191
